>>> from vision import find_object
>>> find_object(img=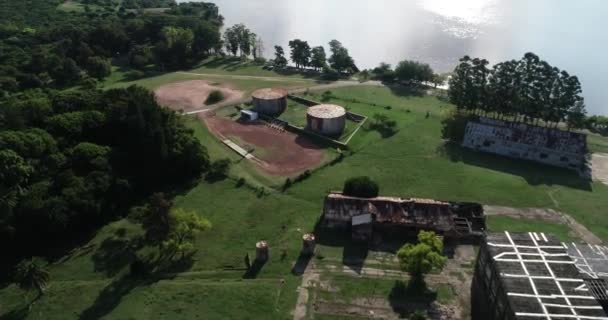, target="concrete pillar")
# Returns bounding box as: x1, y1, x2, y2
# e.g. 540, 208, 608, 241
255, 241, 269, 262
302, 233, 316, 256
